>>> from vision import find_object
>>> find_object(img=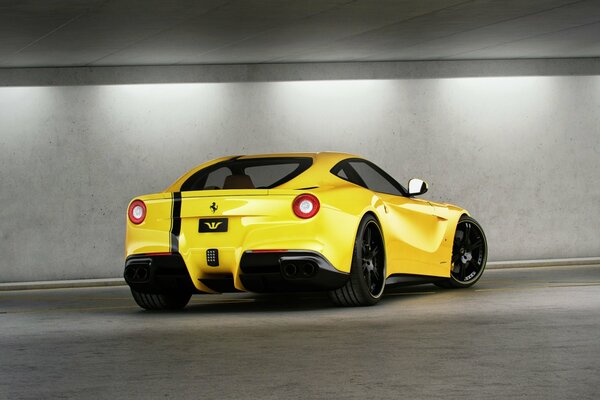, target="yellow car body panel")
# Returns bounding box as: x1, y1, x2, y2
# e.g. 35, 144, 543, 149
125, 152, 468, 294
